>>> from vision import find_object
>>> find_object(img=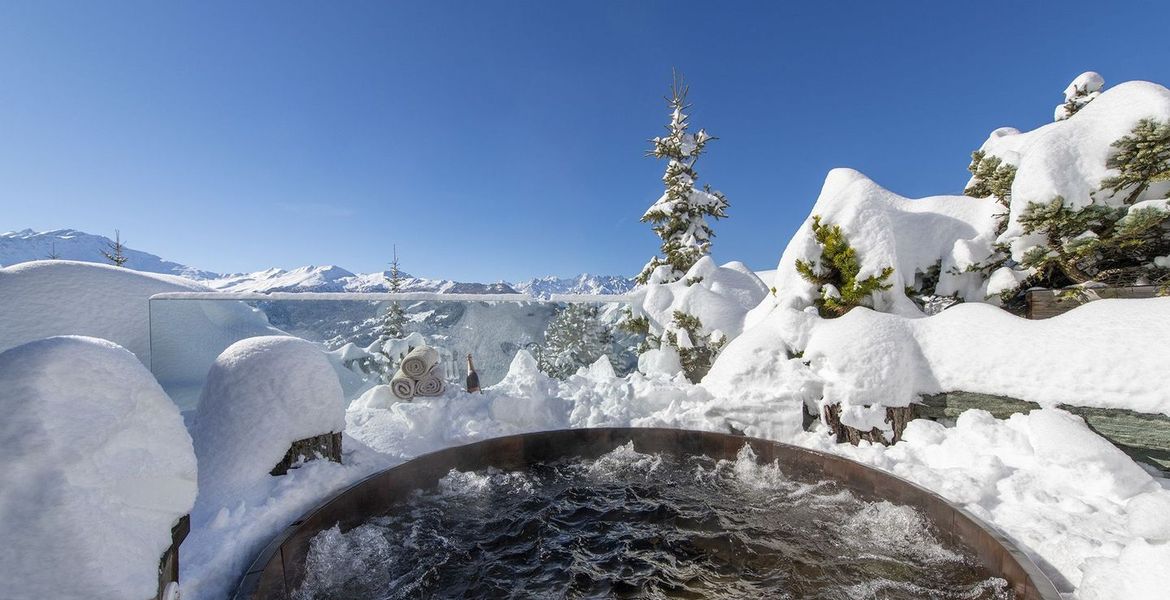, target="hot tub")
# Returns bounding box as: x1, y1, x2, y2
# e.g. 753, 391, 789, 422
234, 428, 1060, 599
